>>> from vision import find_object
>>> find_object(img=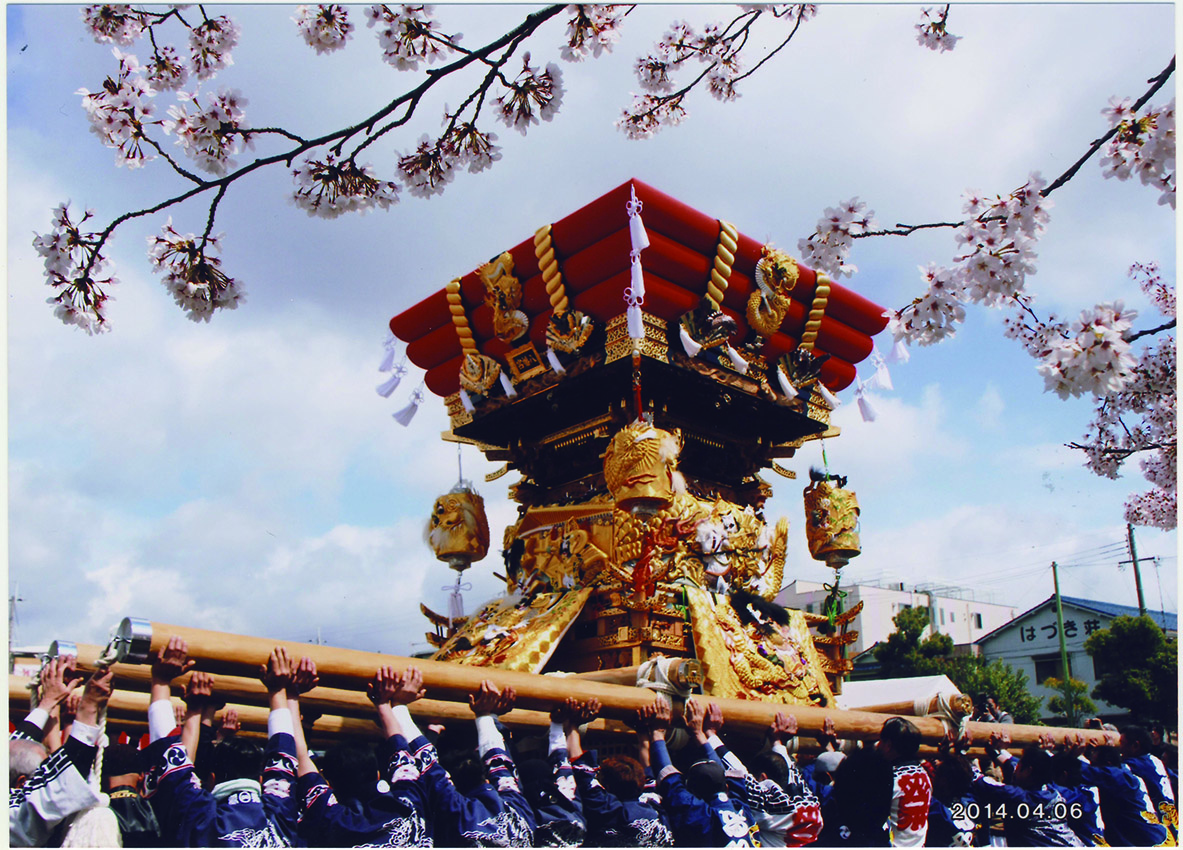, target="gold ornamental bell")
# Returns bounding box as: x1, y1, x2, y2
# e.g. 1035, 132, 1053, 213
427, 485, 491, 571
602, 420, 682, 517
803, 470, 860, 569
